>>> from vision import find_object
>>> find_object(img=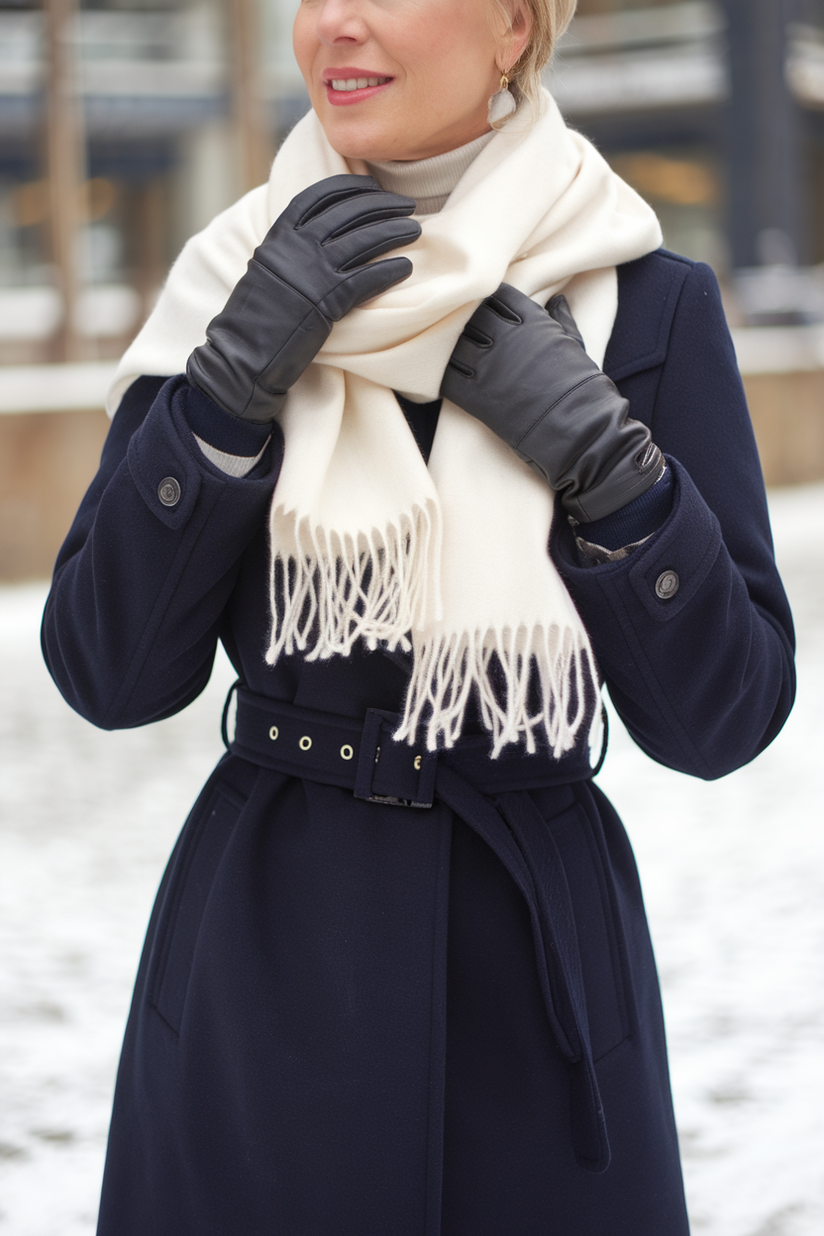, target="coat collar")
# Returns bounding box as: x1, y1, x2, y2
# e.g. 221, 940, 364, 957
604, 248, 693, 382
